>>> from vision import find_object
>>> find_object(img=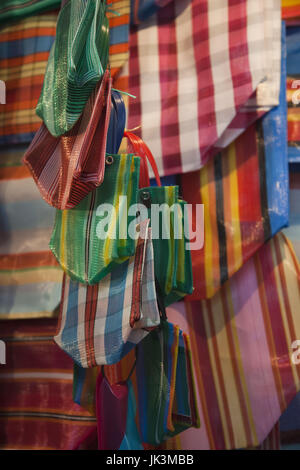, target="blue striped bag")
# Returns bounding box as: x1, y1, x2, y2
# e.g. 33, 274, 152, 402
54, 219, 160, 367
